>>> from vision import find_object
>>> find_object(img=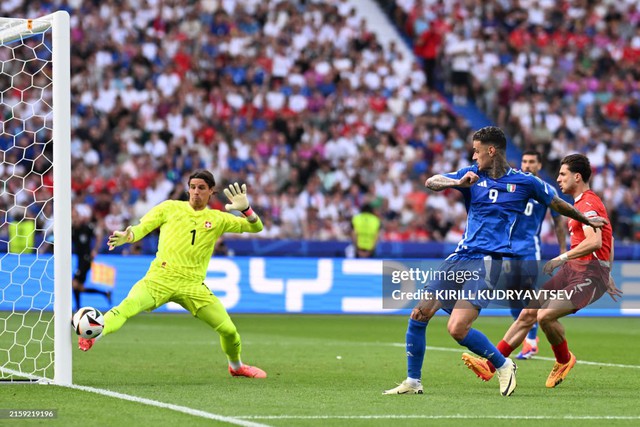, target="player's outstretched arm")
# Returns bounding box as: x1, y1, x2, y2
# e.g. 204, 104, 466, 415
549, 195, 608, 230
425, 171, 478, 191
107, 226, 133, 251
224, 182, 263, 231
